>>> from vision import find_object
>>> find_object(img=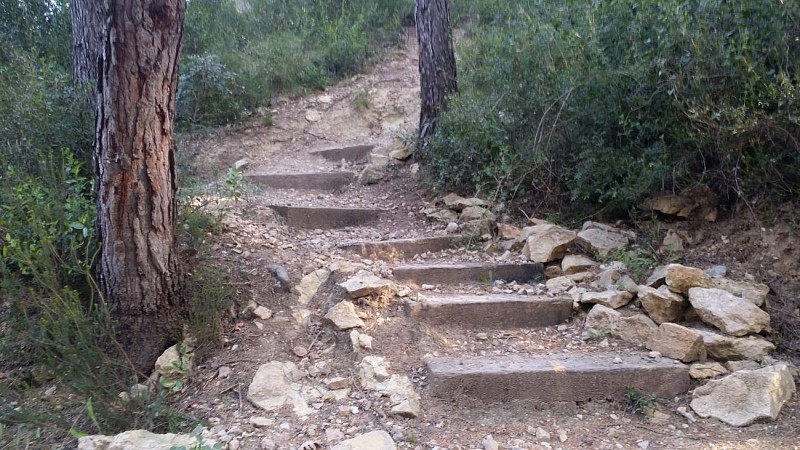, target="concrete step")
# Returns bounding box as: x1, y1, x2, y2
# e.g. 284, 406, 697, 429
427, 354, 691, 403
311, 144, 374, 162
246, 172, 354, 190
269, 206, 386, 229
406, 294, 572, 329
340, 236, 463, 261
392, 262, 544, 286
